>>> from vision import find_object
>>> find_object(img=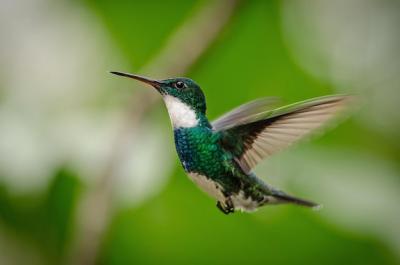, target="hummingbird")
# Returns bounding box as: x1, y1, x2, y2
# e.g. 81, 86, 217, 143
111, 71, 350, 214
